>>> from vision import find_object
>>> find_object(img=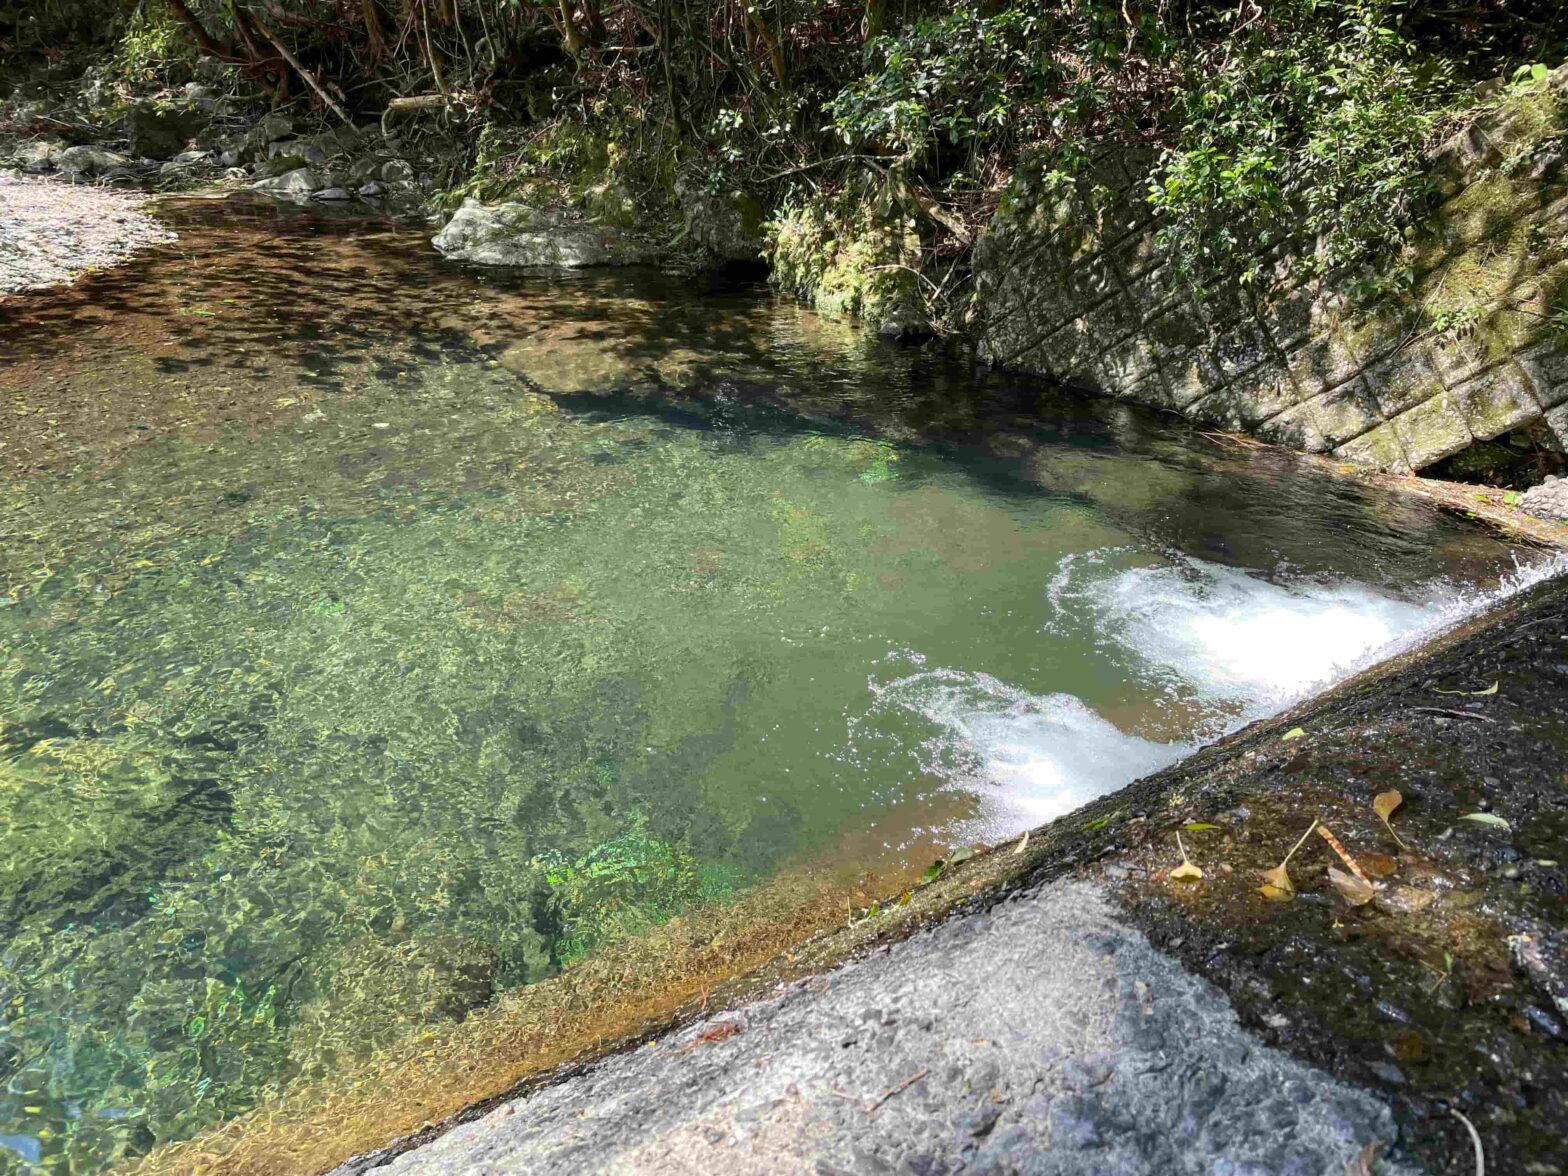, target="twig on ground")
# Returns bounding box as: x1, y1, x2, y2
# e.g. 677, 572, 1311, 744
827, 1066, 931, 1117
866, 1066, 930, 1115
1408, 707, 1496, 723
1449, 1106, 1485, 1176
1197, 429, 1270, 449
